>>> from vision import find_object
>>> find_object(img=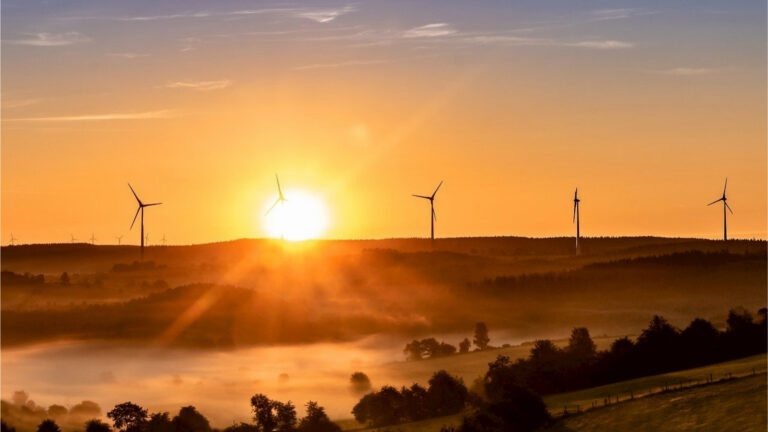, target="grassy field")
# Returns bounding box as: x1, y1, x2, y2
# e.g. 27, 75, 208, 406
544, 354, 767, 413
549, 373, 767, 432
340, 354, 767, 432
